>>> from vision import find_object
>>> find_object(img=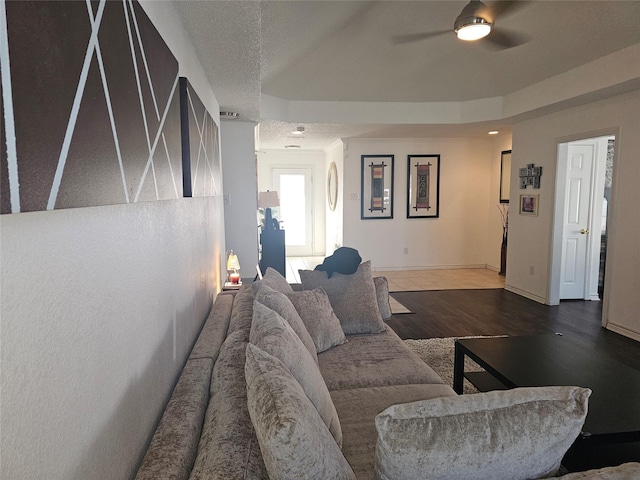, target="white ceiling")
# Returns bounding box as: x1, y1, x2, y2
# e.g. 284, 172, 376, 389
173, 1, 640, 150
